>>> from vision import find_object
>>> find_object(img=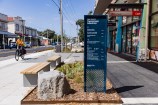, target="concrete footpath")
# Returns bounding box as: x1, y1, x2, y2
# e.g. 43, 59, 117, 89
0, 50, 56, 105
0, 51, 83, 105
